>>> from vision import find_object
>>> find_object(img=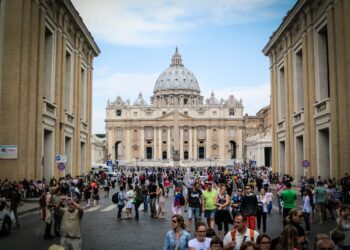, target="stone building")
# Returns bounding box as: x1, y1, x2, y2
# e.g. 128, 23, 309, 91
91, 134, 107, 164
245, 105, 272, 168
263, 0, 350, 179
0, 0, 100, 180
105, 48, 264, 168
